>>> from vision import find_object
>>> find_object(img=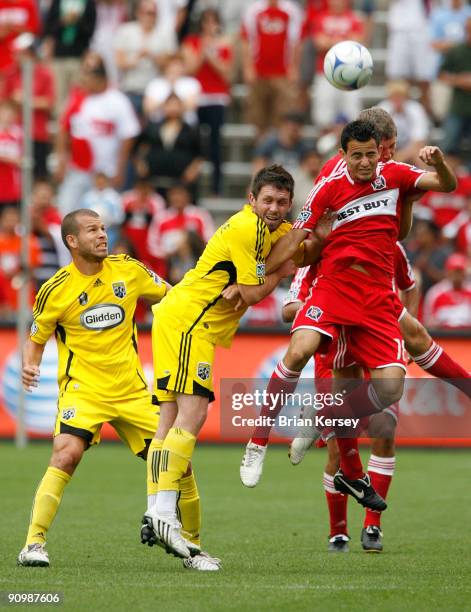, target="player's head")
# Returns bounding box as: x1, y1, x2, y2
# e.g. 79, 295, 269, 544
249, 164, 294, 231
340, 120, 381, 183
61, 209, 108, 262
358, 107, 397, 162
